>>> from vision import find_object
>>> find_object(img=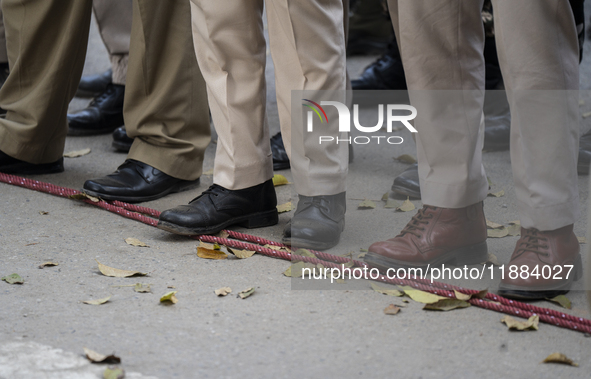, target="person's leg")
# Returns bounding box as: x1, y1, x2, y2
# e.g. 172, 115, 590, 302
494, 0, 581, 299
265, 0, 348, 249
82, 0, 210, 203
365, 0, 490, 270
68, 0, 132, 136
0, 0, 92, 173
